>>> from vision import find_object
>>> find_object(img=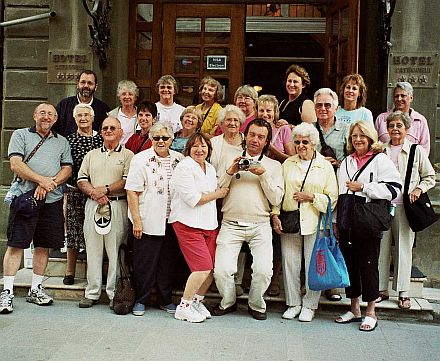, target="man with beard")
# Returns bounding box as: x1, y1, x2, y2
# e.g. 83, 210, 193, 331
54, 70, 110, 136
